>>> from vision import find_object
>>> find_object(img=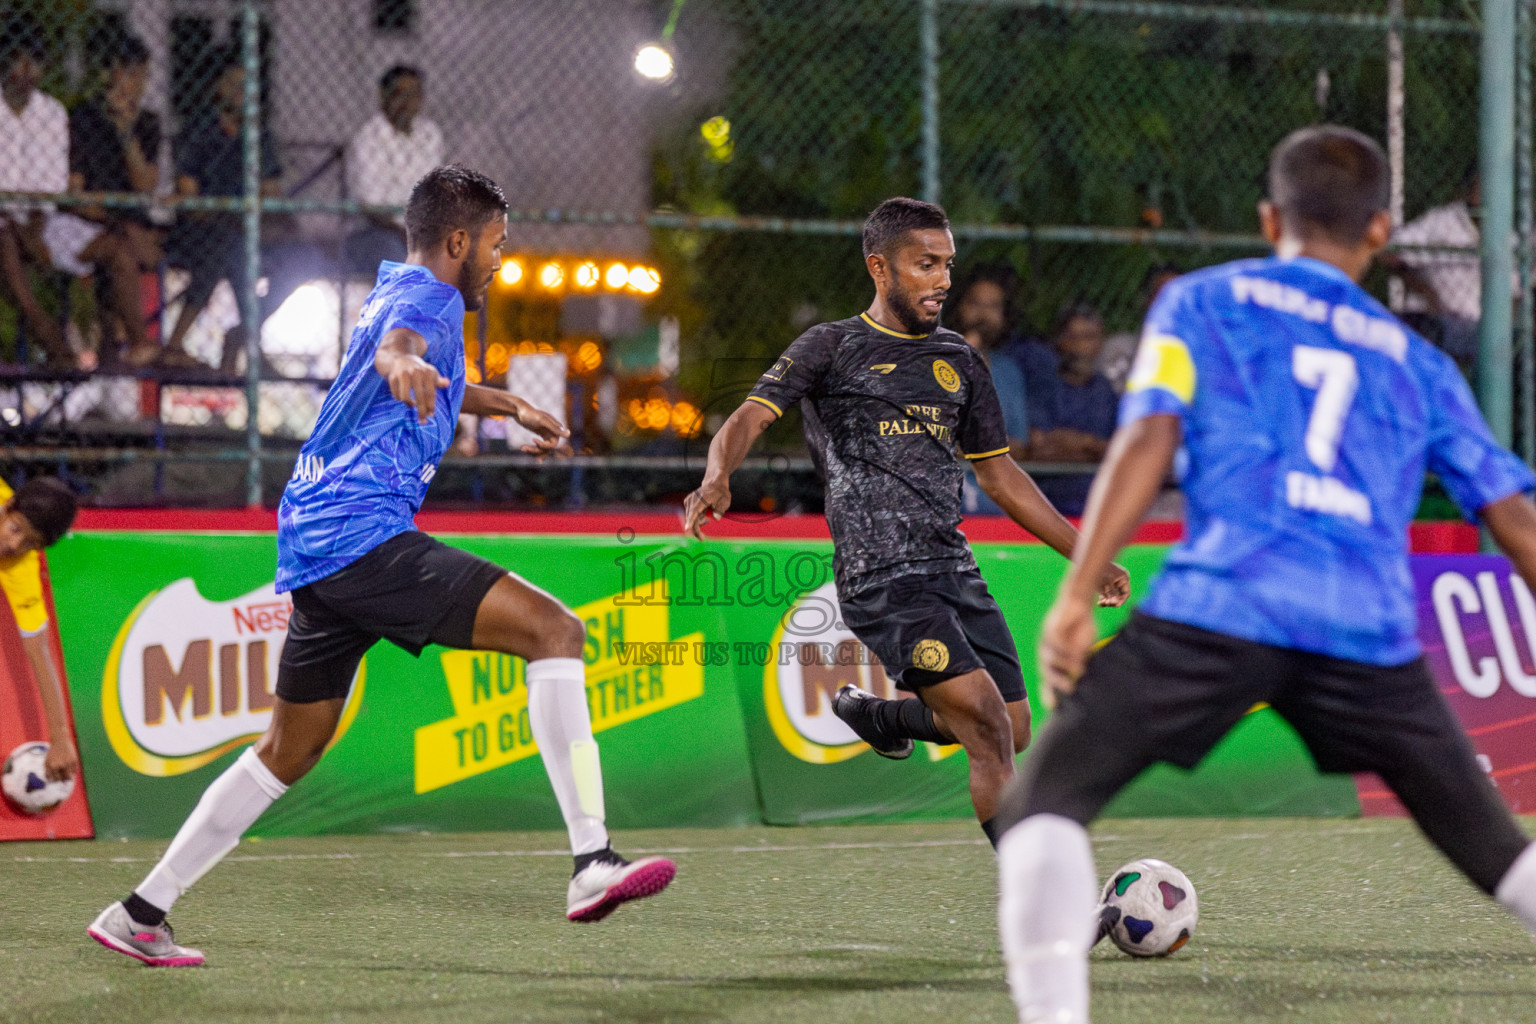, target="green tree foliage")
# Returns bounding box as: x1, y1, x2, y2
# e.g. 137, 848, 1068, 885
654, 0, 1480, 386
